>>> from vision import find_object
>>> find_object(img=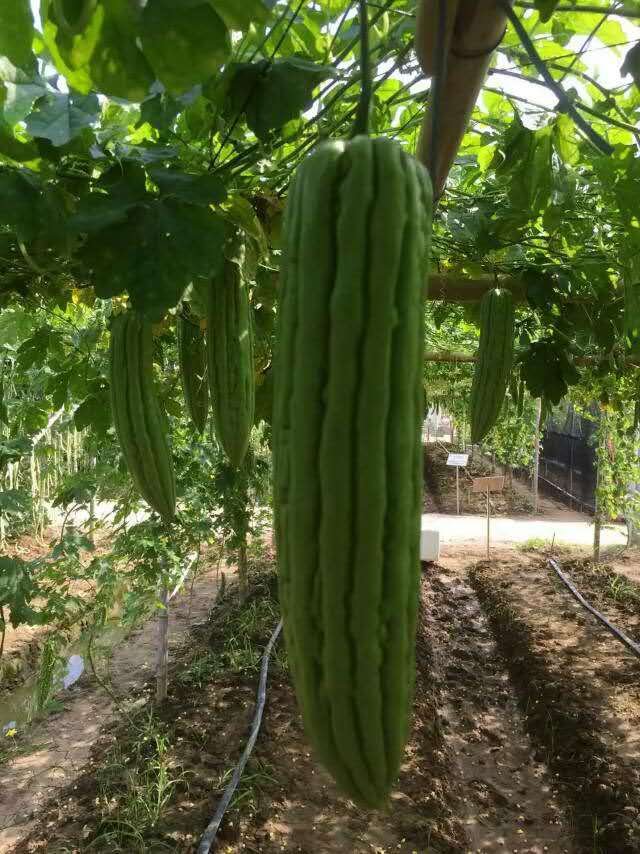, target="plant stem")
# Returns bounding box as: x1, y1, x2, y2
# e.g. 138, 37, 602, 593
352, 0, 372, 137
498, 0, 614, 155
